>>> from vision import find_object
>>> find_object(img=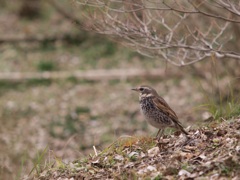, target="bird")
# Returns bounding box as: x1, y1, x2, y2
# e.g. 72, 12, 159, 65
131, 85, 188, 141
